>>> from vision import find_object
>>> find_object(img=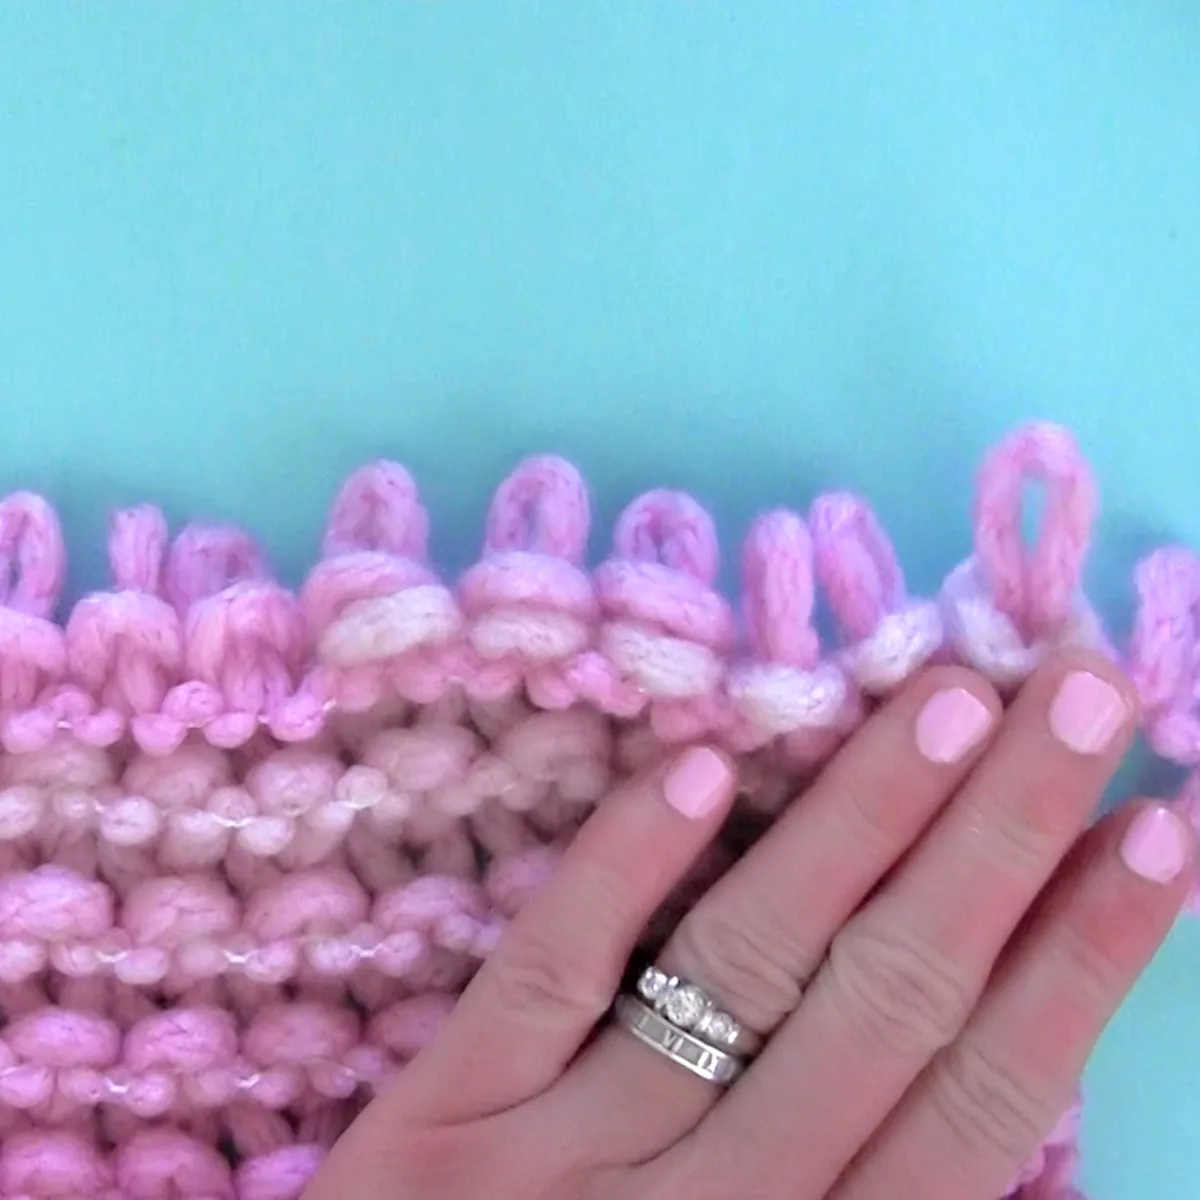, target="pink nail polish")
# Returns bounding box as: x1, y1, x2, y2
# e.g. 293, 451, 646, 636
1048, 671, 1128, 755
1120, 806, 1191, 884
915, 688, 993, 764
663, 747, 733, 820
